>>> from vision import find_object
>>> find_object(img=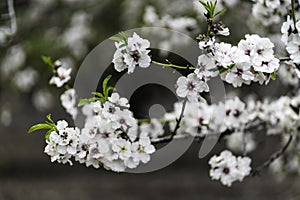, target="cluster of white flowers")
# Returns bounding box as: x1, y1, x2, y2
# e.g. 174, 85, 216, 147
49, 61, 72, 88
29, 0, 300, 187
163, 91, 300, 161
164, 100, 215, 136
176, 73, 209, 102
209, 150, 252, 187
45, 120, 80, 165
258, 96, 300, 135
112, 32, 151, 74
164, 97, 243, 137
251, 0, 299, 26
223, 97, 249, 129
281, 16, 300, 75
45, 92, 156, 172
197, 34, 280, 87
140, 118, 164, 139
164, 96, 251, 138
278, 61, 300, 86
